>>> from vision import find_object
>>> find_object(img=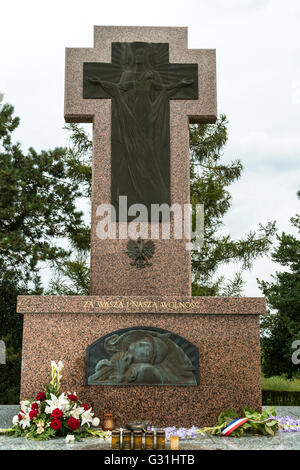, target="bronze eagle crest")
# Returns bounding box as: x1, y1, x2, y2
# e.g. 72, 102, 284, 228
126, 237, 155, 268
